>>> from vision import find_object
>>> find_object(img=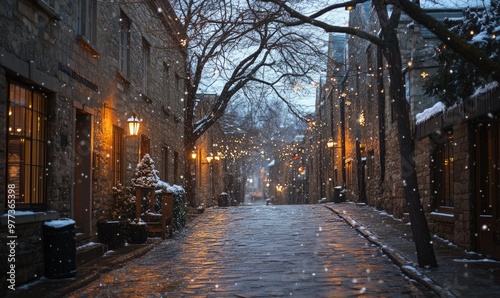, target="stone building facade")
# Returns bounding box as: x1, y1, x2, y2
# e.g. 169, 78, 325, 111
0, 0, 186, 288
314, 2, 500, 260
190, 94, 227, 208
